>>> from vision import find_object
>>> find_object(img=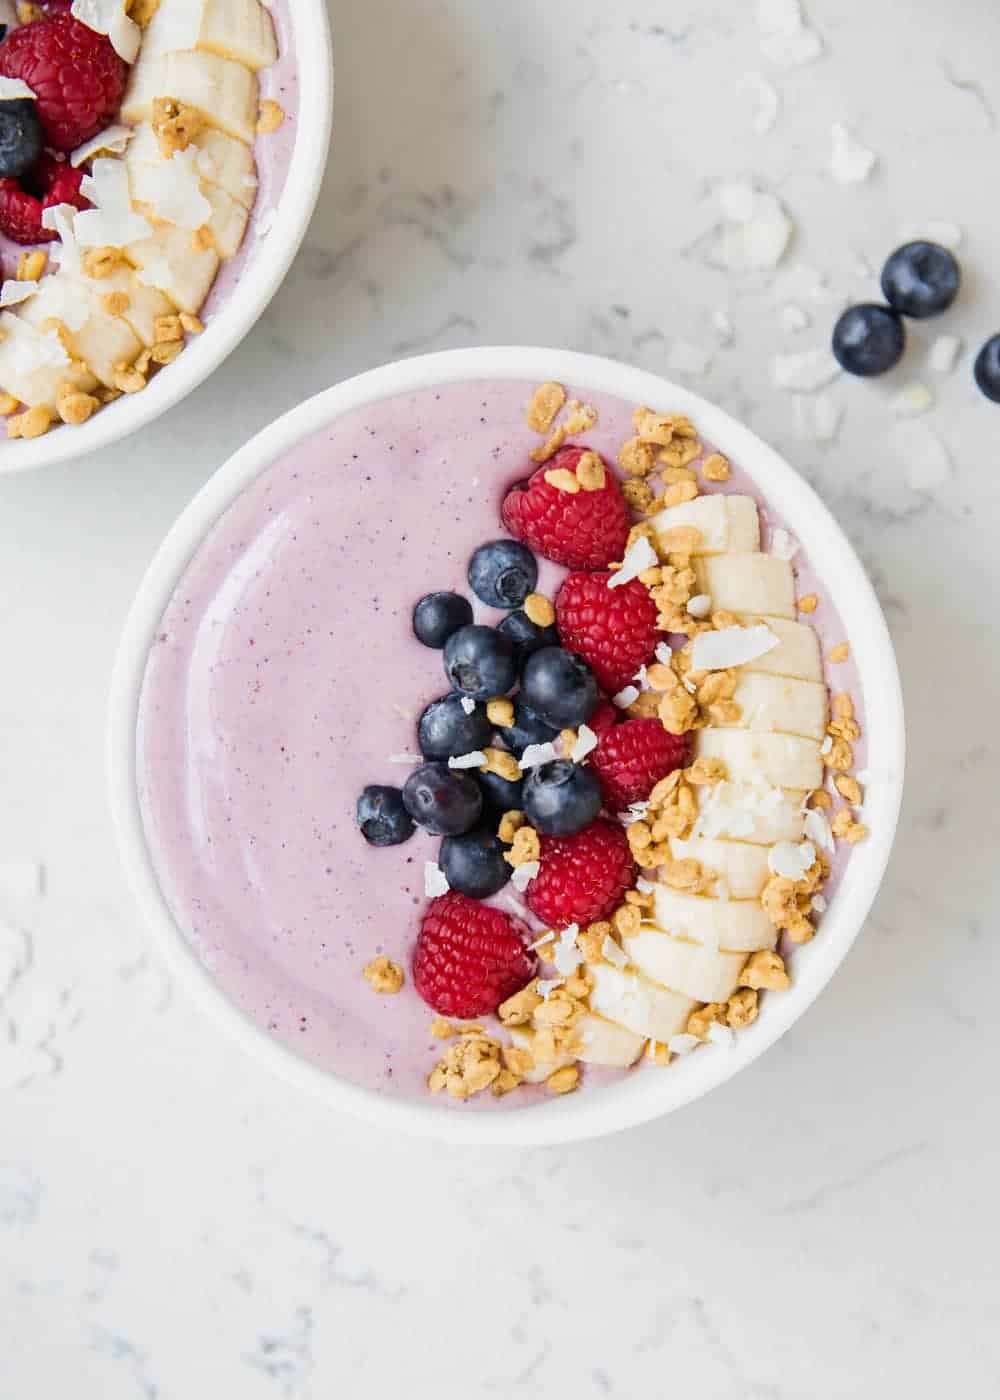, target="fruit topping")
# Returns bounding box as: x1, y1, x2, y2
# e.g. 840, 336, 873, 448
880, 241, 960, 320
402, 762, 483, 836
0, 13, 127, 153
412, 590, 473, 648
356, 785, 415, 848
491, 697, 559, 757
519, 645, 599, 729
525, 820, 636, 928
467, 539, 538, 609
412, 891, 536, 1018
501, 445, 630, 569
476, 766, 524, 821
497, 606, 559, 664
0, 152, 87, 243
443, 624, 517, 701
974, 335, 1000, 404
555, 571, 660, 696
0, 97, 44, 179
522, 758, 602, 836
417, 694, 492, 760
831, 303, 905, 377
439, 829, 512, 898
588, 718, 692, 812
